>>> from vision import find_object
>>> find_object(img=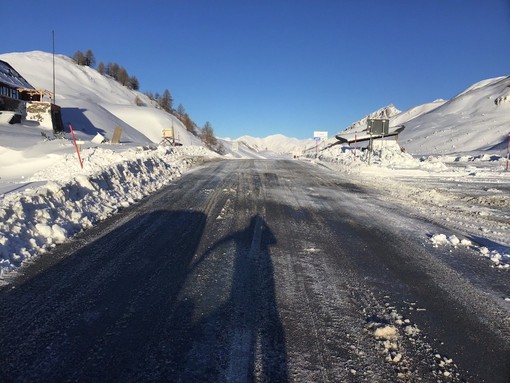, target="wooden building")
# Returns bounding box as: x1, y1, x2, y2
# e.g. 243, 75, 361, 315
0, 60, 63, 132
